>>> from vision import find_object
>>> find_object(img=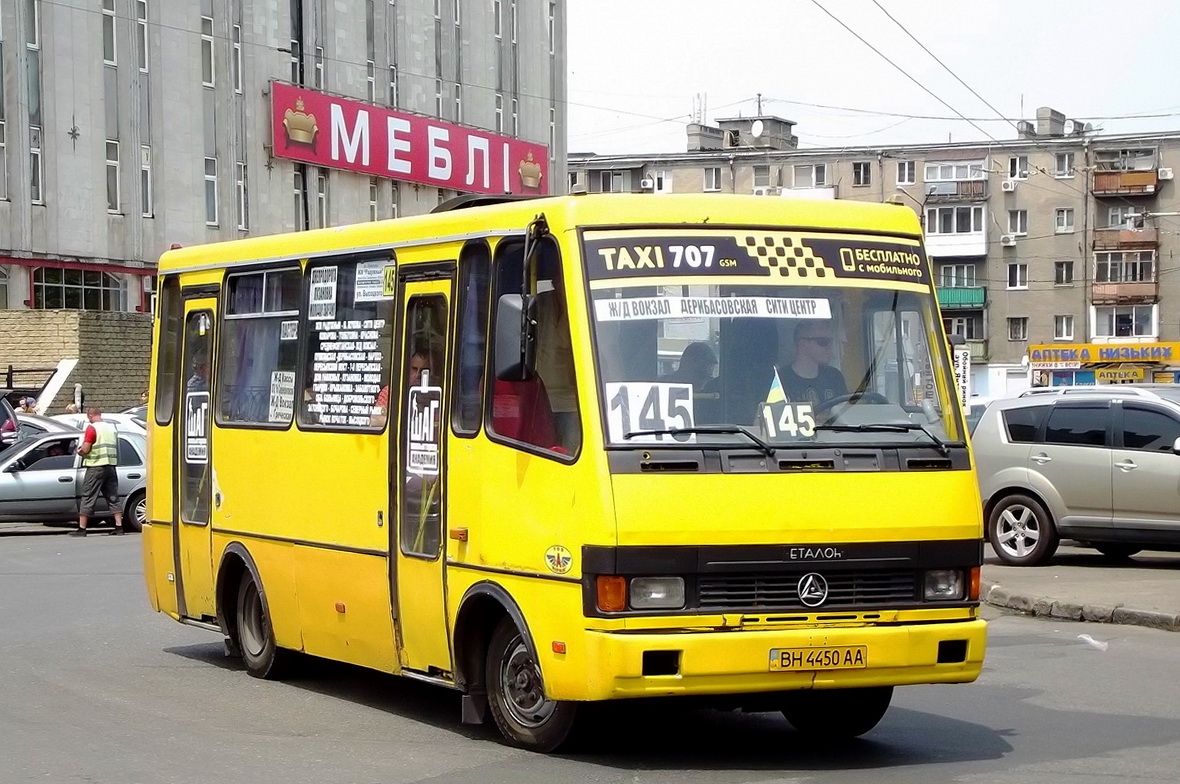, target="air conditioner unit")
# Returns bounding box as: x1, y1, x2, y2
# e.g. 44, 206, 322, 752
753, 187, 770, 196
639, 177, 655, 190
1000, 234, 1017, 247
1001, 179, 1018, 192
1159, 167, 1174, 180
